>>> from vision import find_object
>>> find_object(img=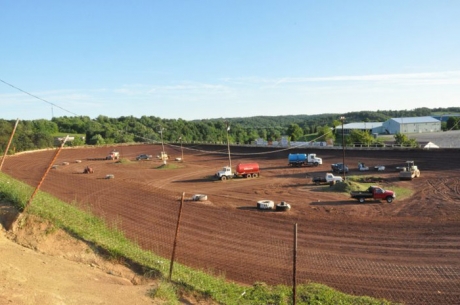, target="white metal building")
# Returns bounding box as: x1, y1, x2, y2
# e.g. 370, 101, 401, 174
336, 122, 383, 135
382, 116, 441, 135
